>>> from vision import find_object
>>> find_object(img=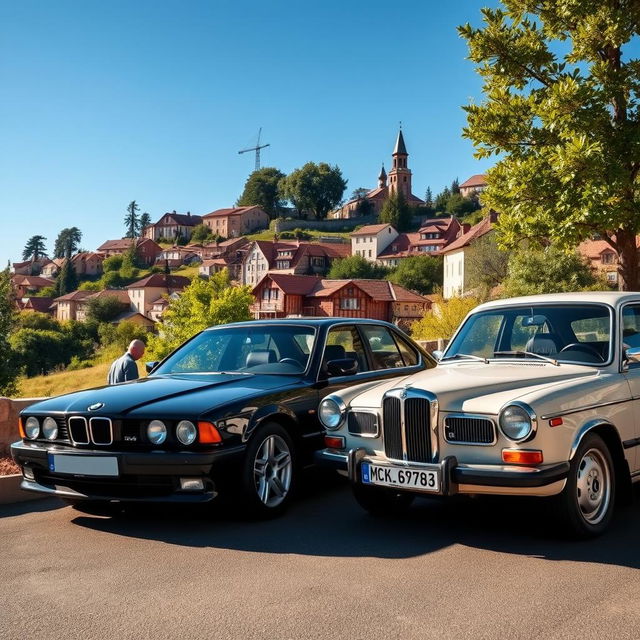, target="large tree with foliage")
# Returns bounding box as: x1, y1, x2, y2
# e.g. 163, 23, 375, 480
22, 235, 47, 262
236, 167, 286, 217
54, 259, 78, 297
0, 268, 19, 395
388, 256, 443, 295
465, 233, 510, 293
411, 295, 481, 341
147, 269, 253, 359
53, 227, 82, 259
139, 212, 151, 231
379, 191, 412, 231
280, 162, 347, 219
460, 2, 640, 290
85, 295, 128, 323
124, 200, 140, 238
503, 245, 606, 297
327, 255, 391, 280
